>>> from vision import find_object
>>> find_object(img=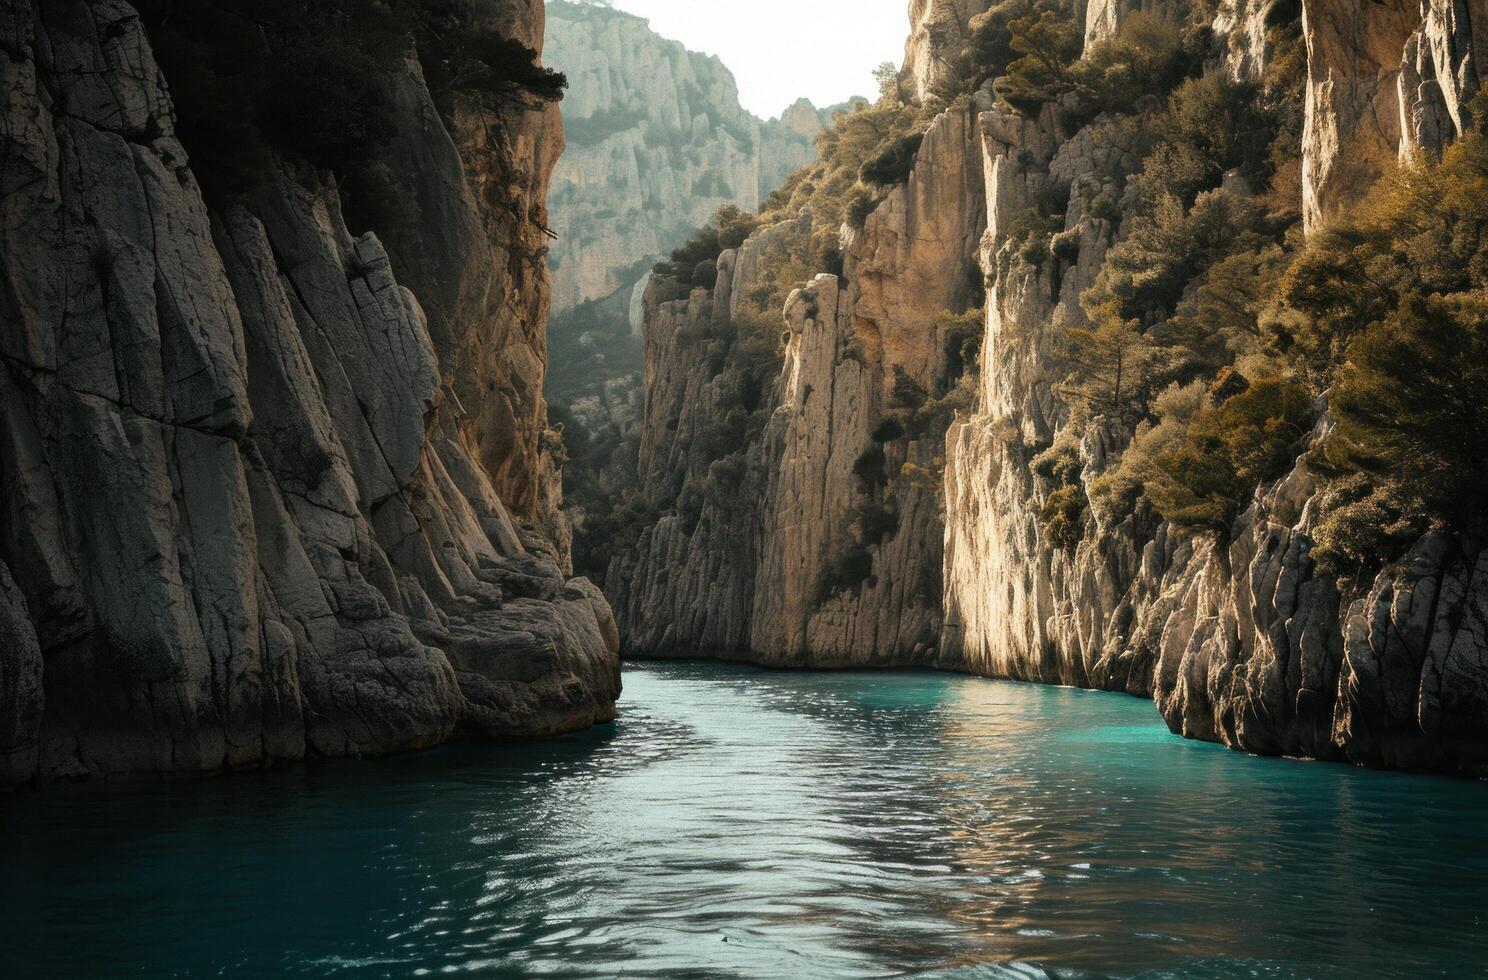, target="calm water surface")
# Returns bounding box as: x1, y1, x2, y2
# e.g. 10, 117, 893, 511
2, 662, 1485, 978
